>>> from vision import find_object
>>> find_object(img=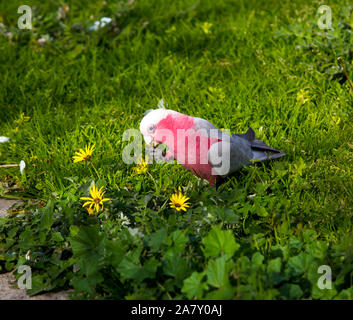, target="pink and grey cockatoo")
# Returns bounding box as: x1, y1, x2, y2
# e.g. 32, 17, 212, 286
140, 107, 285, 186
